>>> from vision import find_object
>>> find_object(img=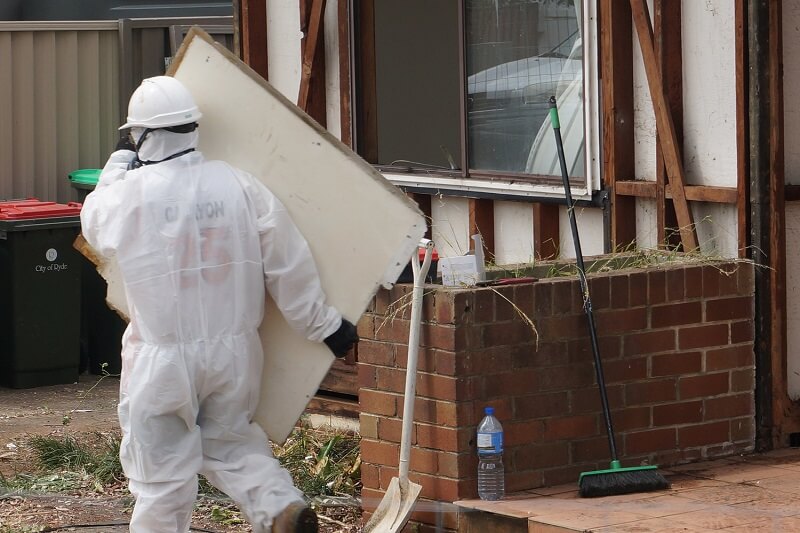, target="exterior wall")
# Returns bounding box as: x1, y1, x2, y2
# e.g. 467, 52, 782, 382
358, 261, 755, 532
